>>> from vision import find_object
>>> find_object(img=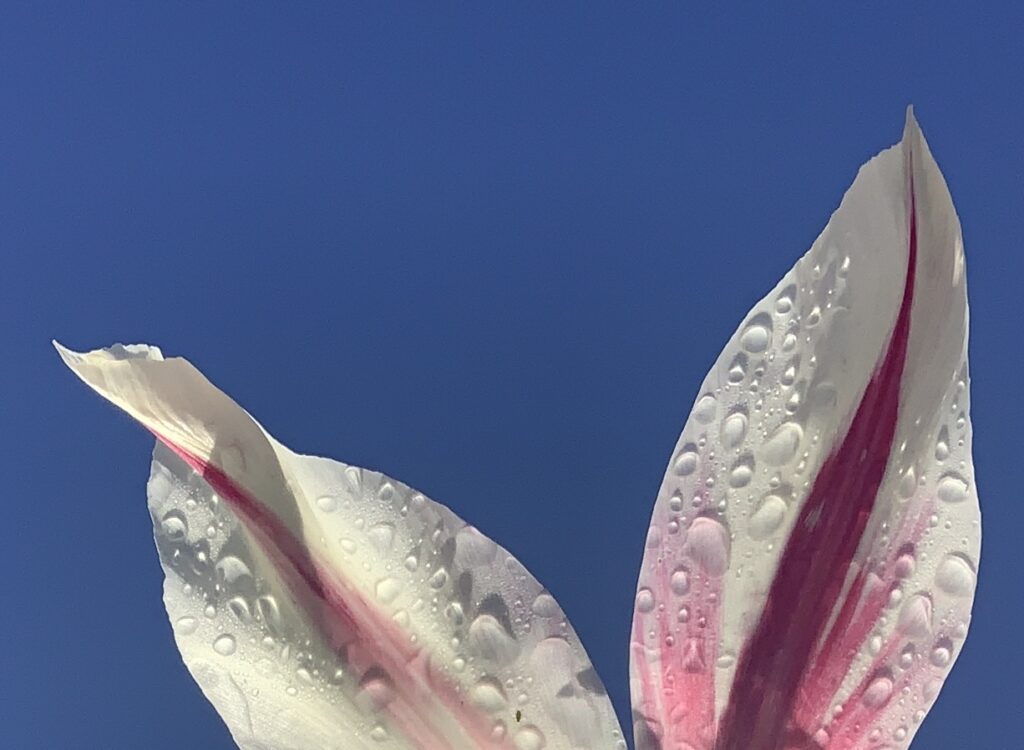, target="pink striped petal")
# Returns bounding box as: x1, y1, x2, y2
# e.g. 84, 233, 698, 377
56, 342, 627, 750
630, 110, 979, 750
